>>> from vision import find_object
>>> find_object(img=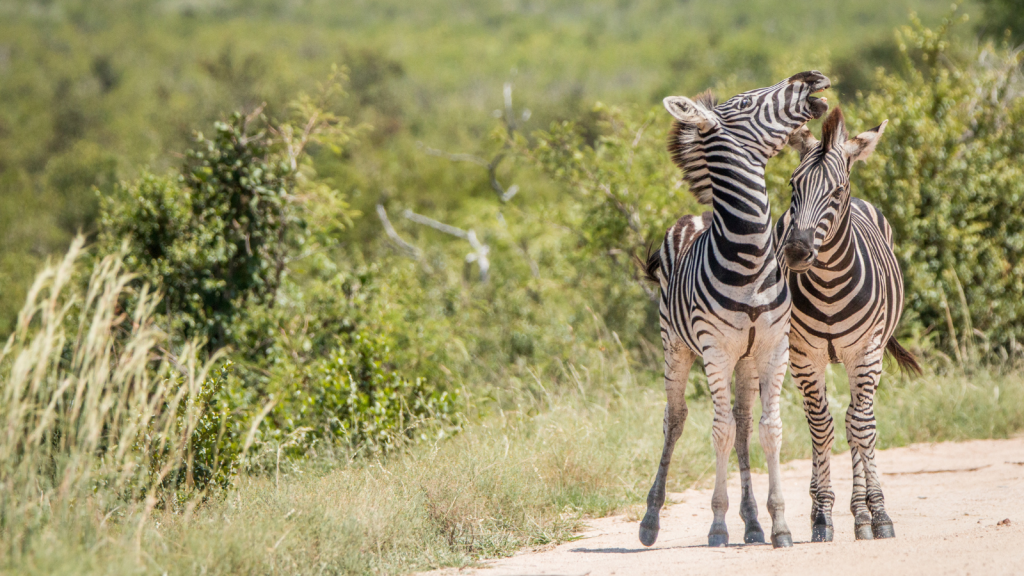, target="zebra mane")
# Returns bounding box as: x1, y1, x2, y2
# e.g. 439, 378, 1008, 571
666, 90, 718, 205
